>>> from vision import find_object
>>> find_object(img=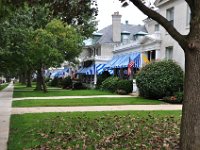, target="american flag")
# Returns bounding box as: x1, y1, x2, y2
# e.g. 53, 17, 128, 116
128, 60, 135, 68
128, 60, 134, 76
